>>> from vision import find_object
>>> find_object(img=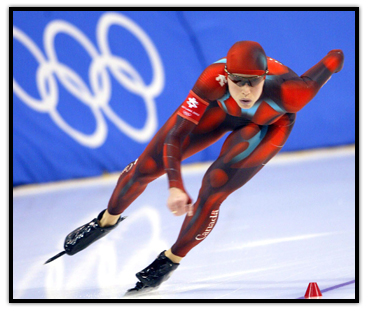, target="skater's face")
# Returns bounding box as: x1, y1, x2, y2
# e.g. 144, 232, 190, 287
226, 67, 266, 109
